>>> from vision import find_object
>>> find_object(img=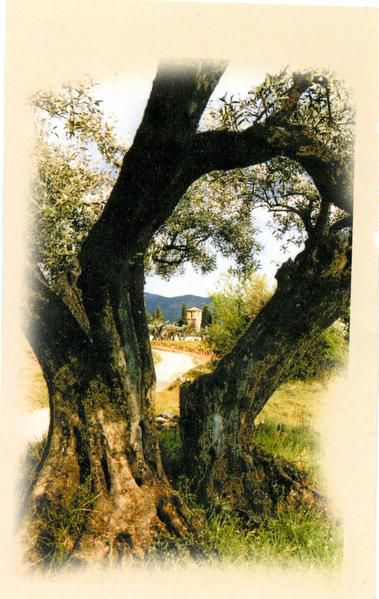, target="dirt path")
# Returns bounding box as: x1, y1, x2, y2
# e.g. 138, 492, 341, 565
22, 349, 208, 445
154, 348, 204, 391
